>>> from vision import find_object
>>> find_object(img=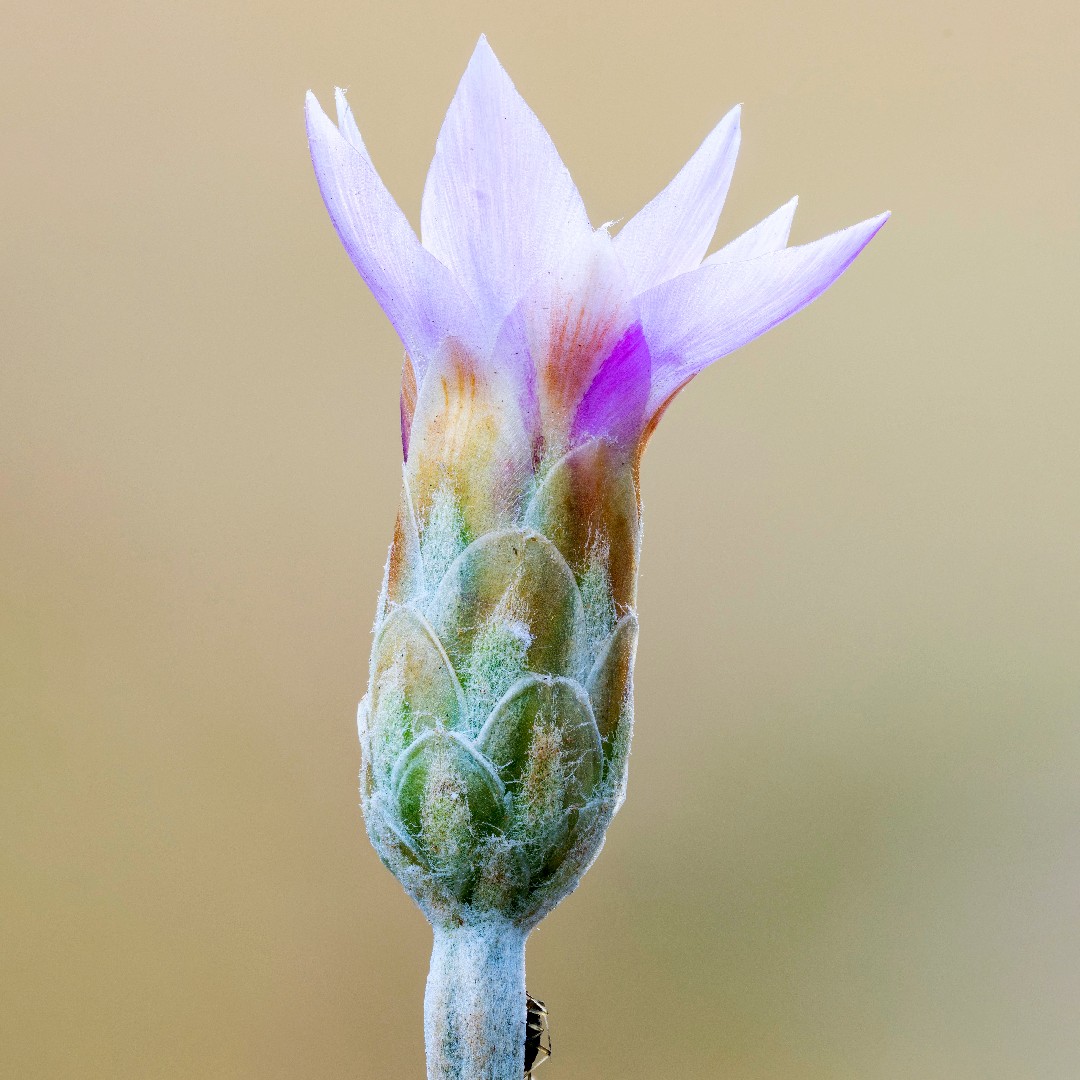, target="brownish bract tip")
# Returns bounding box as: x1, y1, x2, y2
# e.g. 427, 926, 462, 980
400, 354, 418, 460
